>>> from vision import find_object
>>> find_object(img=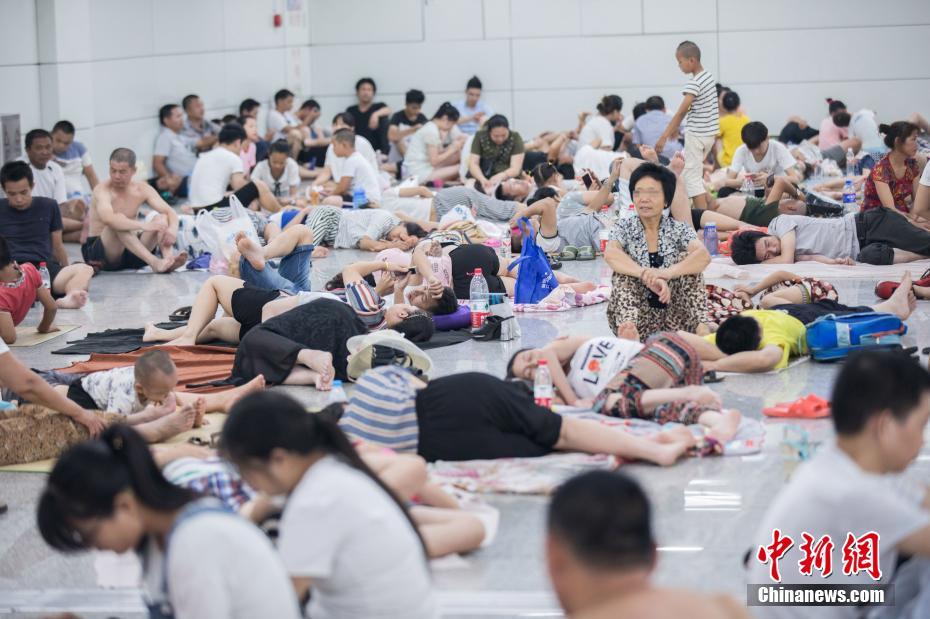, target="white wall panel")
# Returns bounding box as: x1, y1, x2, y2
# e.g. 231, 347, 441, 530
92, 58, 157, 125
225, 48, 288, 108
309, 0, 422, 45
643, 0, 716, 33
513, 33, 717, 90
36, 0, 93, 63
154, 53, 226, 109
718, 0, 930, 31
0, 0, 38, 66
0, 66, 41, 133
39, 62, 95, 128
510, 0, 580, 38
152, 0, 224, 55
224, 0, 286, 50
310, 39, 510, 96
89, 0, 153, 60
720, 26, 930, 85
94, 119, 161, 179
580, 0, 641, 36
482, 0, 510, 38
425, 0, 484, 41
